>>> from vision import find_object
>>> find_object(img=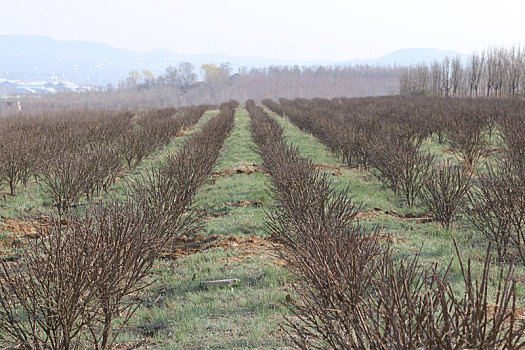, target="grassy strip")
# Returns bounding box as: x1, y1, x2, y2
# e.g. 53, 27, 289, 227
119, 250, 291, 349
194, 107, 271, 238
116, 107, 292, 349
